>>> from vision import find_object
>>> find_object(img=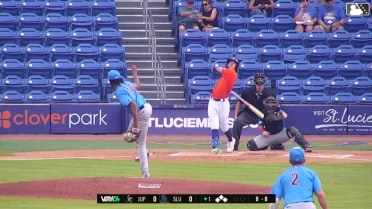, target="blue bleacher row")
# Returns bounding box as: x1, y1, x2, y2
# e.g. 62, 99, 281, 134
0, 12, 118, 32
0, 0, 116, 17
187, 75, 372, 105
